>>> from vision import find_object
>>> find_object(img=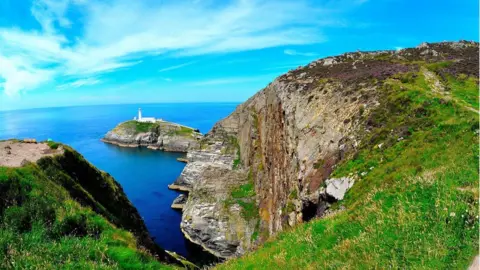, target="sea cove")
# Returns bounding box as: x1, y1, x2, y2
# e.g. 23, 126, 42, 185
0, 102, 238, 261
